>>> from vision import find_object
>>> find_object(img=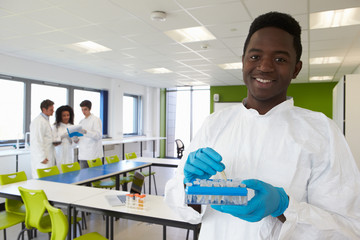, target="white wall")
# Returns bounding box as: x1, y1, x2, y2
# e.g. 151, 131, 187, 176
0, 54, 161, 177
344, 74, 360, 169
